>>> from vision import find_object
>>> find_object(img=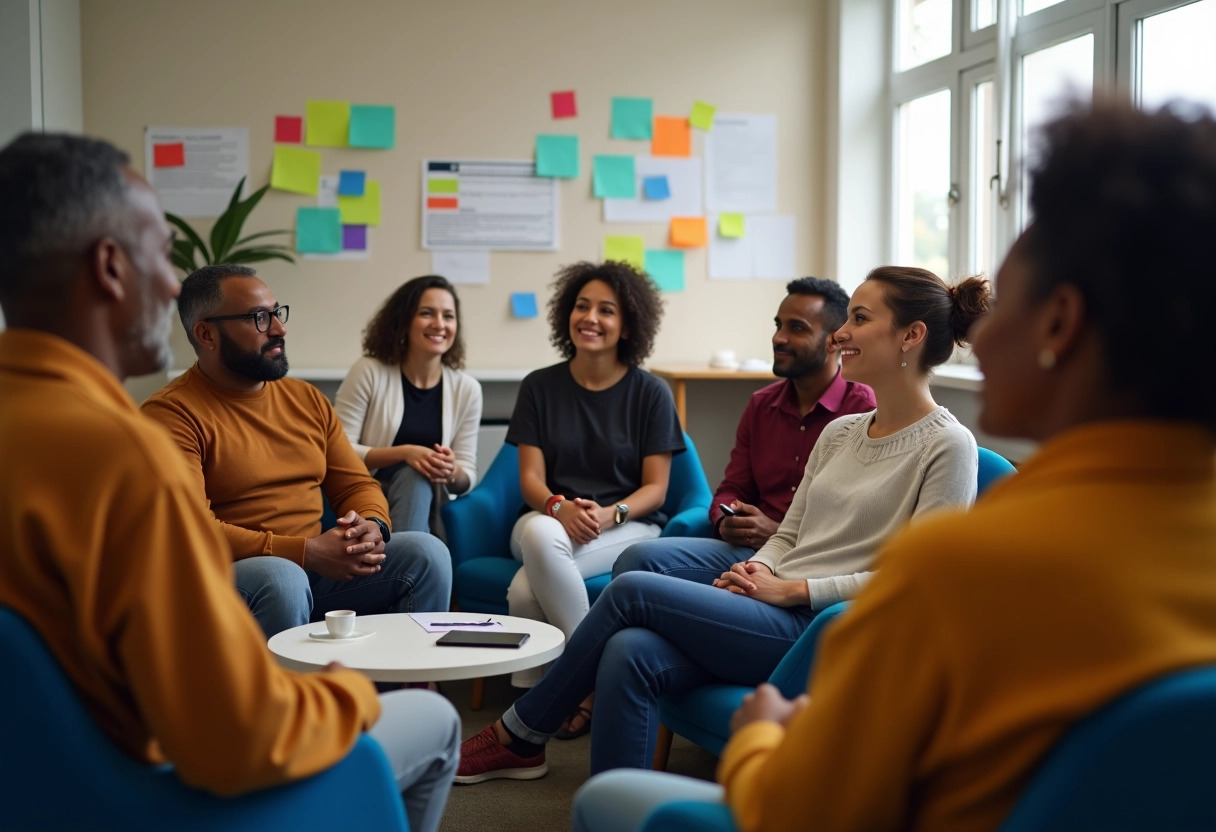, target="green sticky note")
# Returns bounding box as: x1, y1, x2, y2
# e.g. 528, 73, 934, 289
296, 207, 342, 253
338, 180, 381, 226
427, 179, 459, 194
645, 249, 685, 292
305, 100, 350, 147
611, 97, 653, 139
719, 213, 745, 238
536, 134, 579, 178
690, 100, 717, 131
593, 155, 636, 198
604, 235, 645, 270
271, 146, 322, 195
349, 104, 395, 149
